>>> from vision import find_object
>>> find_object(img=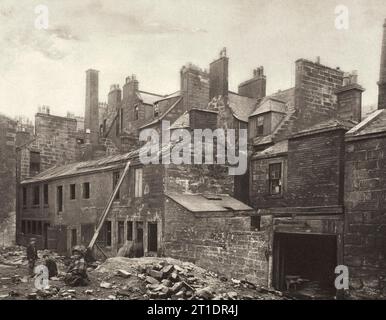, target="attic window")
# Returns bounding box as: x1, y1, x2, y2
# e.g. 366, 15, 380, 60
154, 103, 159, 118
134, 105, 139, 120
256, 116, 264, 136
